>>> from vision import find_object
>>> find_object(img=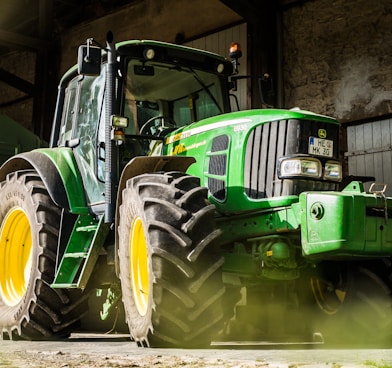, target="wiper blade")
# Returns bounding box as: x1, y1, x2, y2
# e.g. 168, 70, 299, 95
190, 67, 223, 114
